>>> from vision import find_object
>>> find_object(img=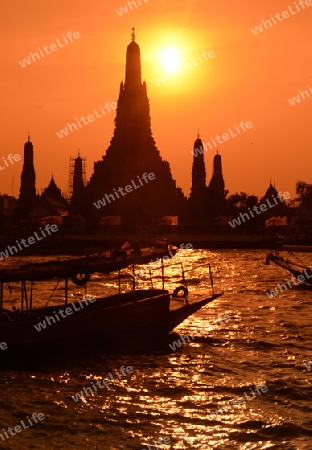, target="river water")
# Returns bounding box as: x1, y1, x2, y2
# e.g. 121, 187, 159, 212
0, 249, 311, 449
